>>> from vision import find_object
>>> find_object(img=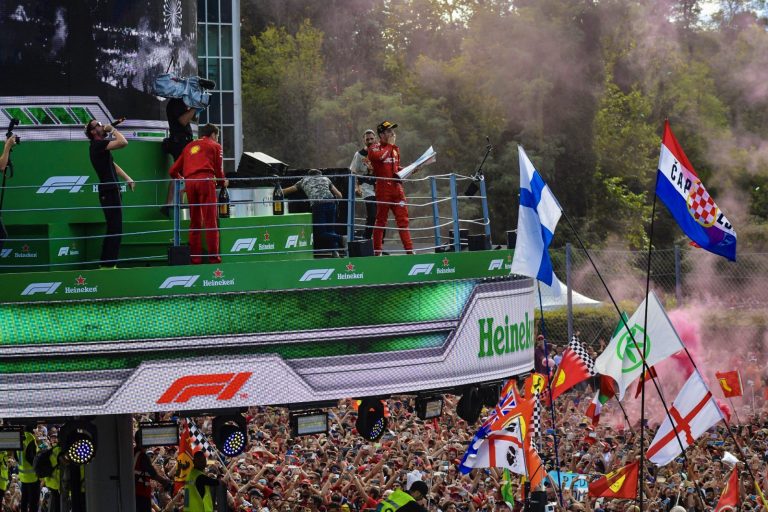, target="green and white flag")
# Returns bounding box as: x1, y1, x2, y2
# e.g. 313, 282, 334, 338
594, 291, 684, 400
